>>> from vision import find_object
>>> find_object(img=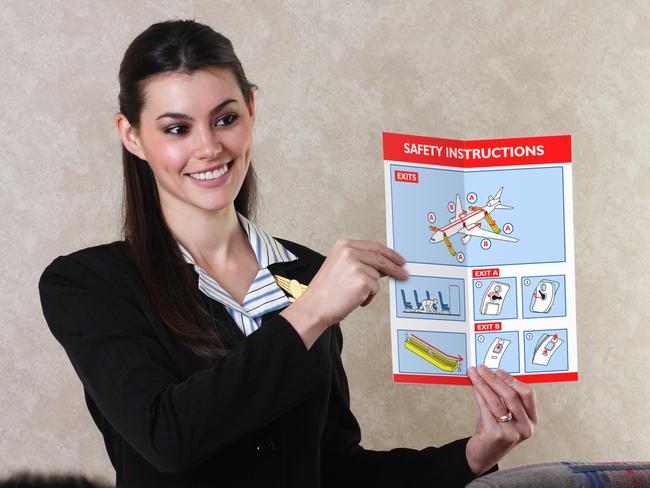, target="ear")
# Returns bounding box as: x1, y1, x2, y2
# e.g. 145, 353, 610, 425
114, 113, 147, 160
247, 89, 256, 126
